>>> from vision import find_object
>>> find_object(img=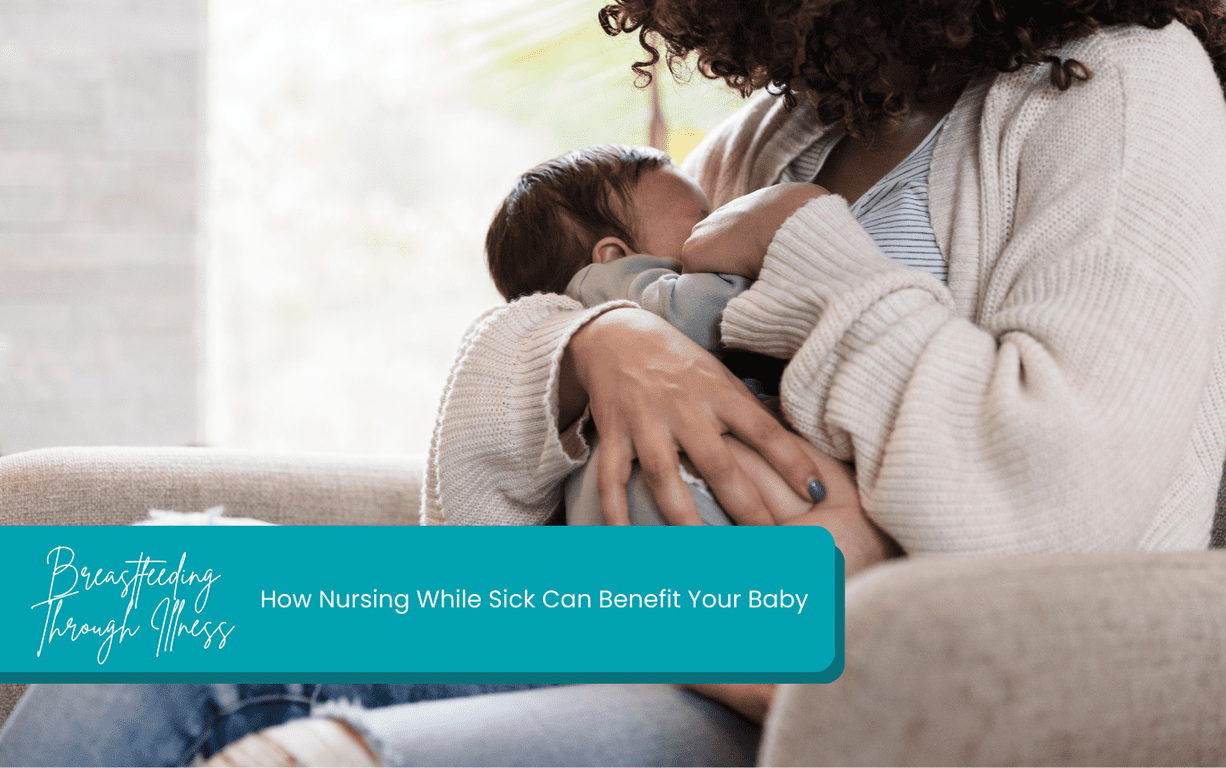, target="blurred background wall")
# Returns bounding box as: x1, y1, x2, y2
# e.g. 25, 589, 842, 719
0, 0, 744, 457
0, 0, 203, 455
